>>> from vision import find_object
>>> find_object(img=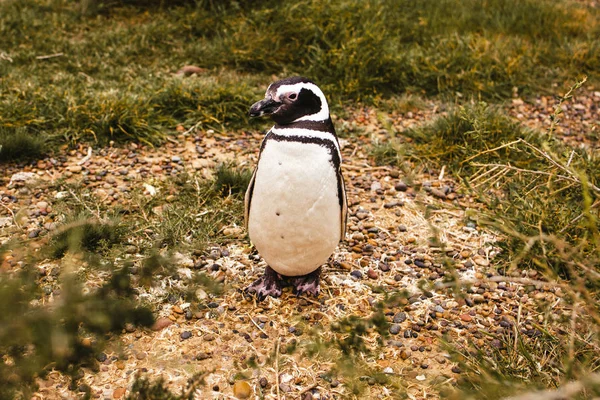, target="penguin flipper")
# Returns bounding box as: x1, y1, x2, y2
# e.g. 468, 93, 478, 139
338, 166, 348, 241
244, 167, 258, 230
